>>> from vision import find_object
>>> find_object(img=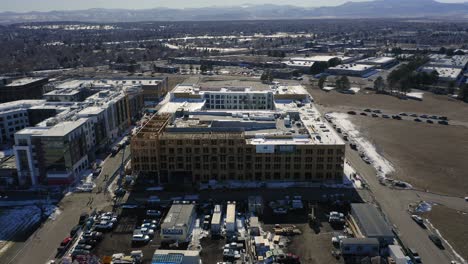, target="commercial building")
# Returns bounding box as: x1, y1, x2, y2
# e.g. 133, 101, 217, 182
340, 238, 380, 256
0, 77, 49, 103
356, 57, 398, 69
0, 100, 45, 144
420, 66, 463, 83
283, 55, 354, 69
46, 77, 167, 103
327, 64, 377, 77
350, 203, 394, 246
8, 78, 146, 186
132, 79, 345, 185
160, 202, 196, 242
427, 54, 468, 69
152, 250, 201, 264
